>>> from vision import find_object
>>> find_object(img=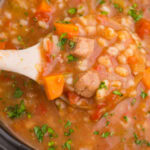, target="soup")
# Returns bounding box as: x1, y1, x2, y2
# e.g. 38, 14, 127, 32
0, 0, 150, 150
